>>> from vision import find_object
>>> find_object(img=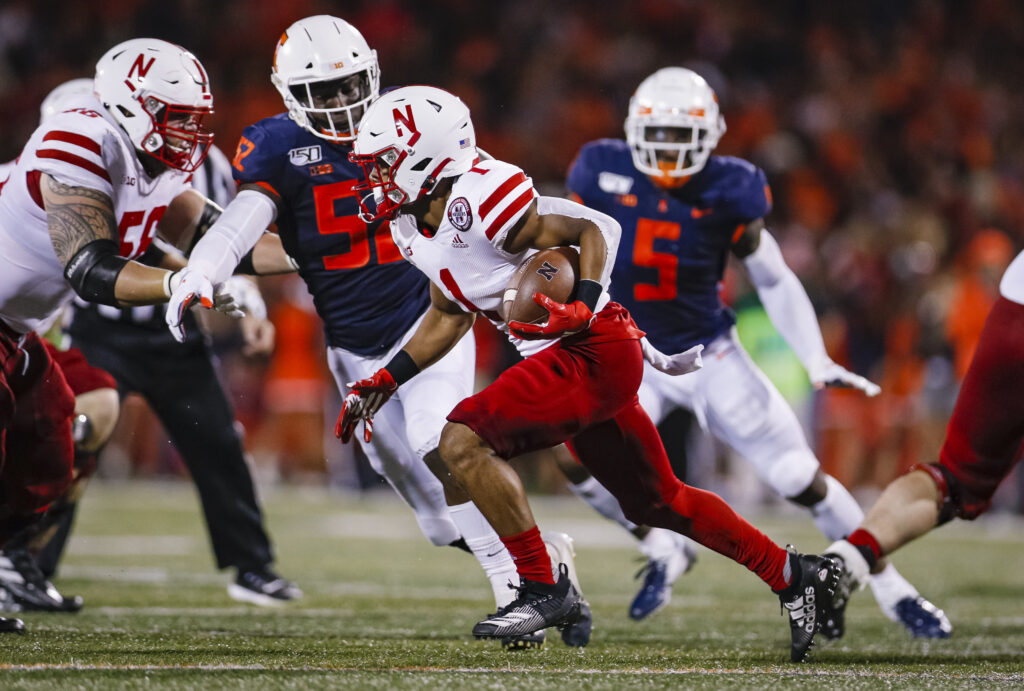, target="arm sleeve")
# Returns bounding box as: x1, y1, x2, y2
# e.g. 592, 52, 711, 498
186, 189, 277, 284
743, 229, 829, 372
